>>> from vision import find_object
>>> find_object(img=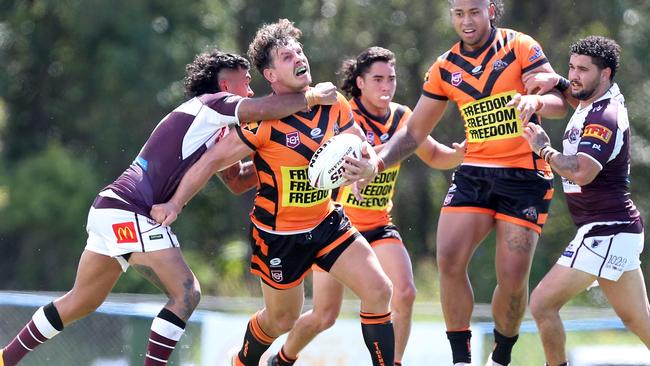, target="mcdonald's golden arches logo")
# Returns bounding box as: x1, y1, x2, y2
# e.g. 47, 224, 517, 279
112, 222, 138, 243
